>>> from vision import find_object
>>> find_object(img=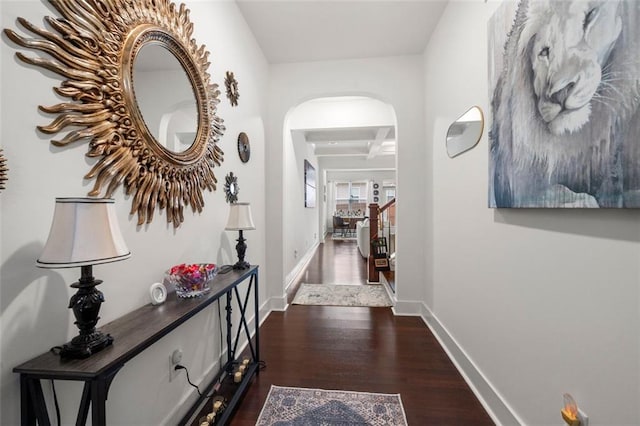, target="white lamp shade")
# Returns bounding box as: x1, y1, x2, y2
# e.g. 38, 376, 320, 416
225, 202, 256, 231
36, 198, 131, 268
